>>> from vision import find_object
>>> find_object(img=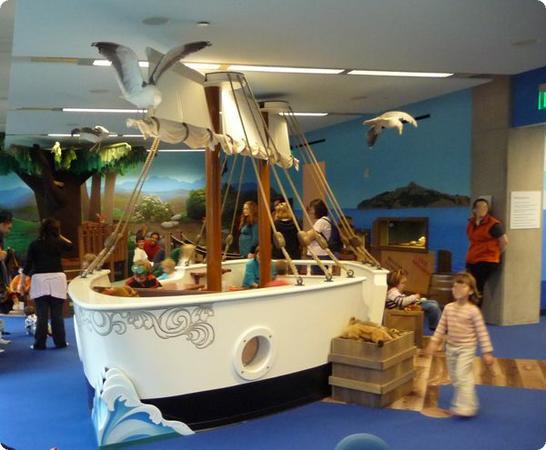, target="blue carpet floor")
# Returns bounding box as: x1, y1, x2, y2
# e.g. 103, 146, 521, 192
0, 315, 545, 450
